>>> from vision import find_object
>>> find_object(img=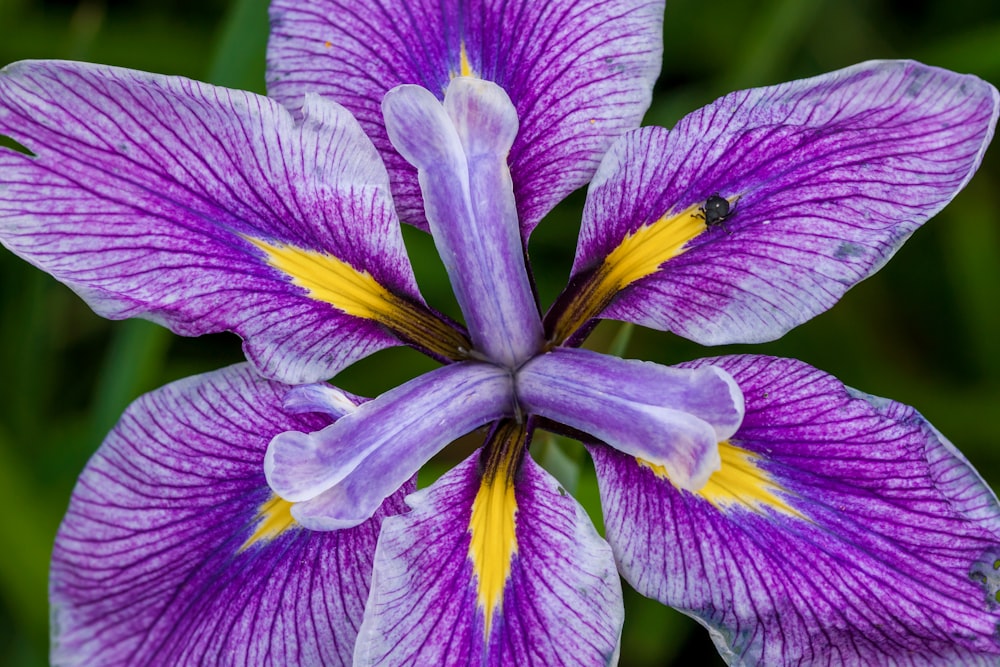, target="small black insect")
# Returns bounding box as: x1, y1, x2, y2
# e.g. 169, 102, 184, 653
699, 194, 733, 233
